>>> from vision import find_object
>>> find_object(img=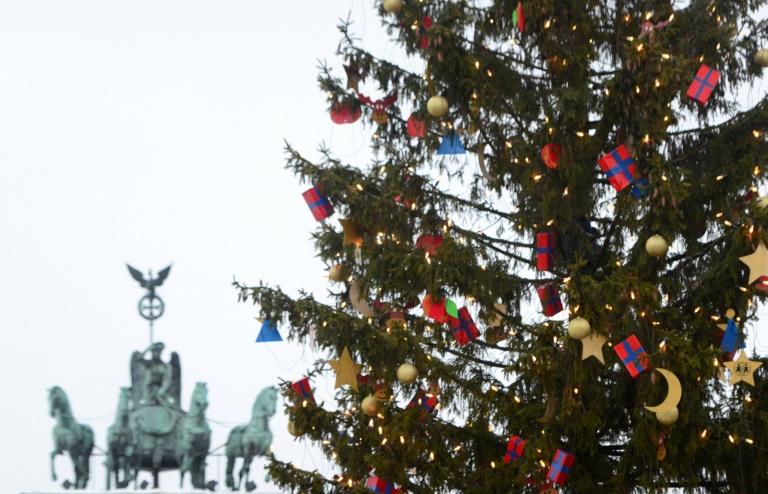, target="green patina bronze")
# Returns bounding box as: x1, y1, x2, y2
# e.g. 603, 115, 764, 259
48, 386, 95, 489
225, 386, 278, 491
105, 387, 135, 489
178, 382, 211, 489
